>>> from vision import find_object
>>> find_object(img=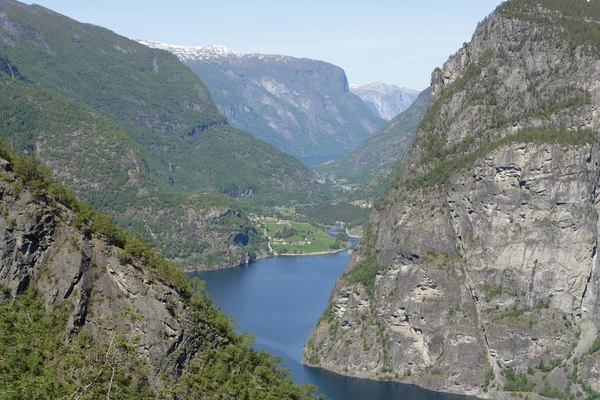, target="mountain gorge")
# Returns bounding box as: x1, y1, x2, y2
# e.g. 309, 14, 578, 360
314, 88, 430, 200
0, 0, 325, 269
304, 0, 600, 397
139, 40, 386, 160
350, 83, 420, 121
0, 148, 320, 398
